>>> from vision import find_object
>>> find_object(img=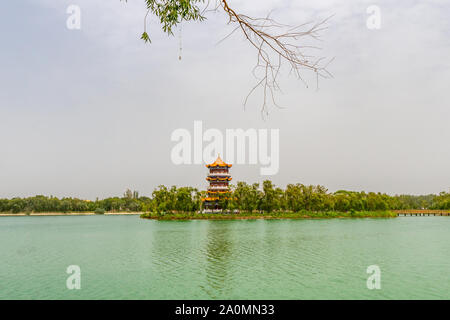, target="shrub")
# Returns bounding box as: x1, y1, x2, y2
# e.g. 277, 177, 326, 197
95, 208, 105, 215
